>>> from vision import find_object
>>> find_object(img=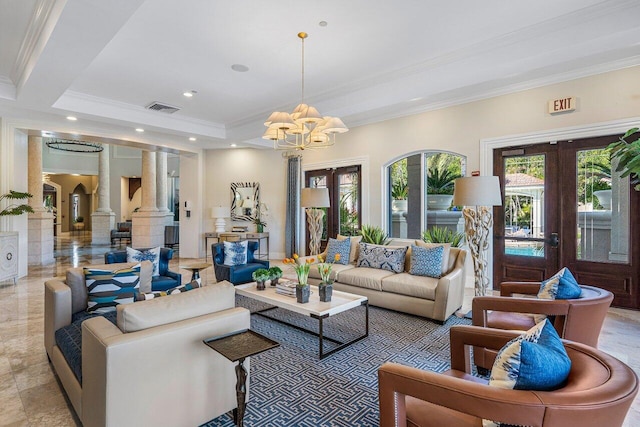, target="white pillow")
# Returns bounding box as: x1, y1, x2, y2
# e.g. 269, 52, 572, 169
223, 240, 248, 266
127, 246, 161, 277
